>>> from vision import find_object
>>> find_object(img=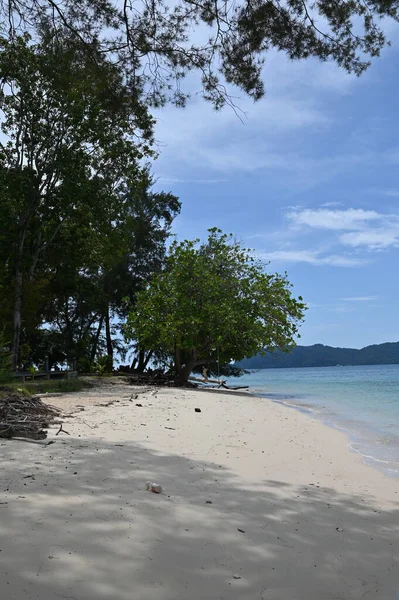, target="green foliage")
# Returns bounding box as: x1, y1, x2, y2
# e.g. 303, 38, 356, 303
8, 379, 93, 395
0, 34, 179, 370
126, 228, 306, 382
37, 169, 179, 371
95, 355, 113, 376
28, 365, 36, 380
0, 0, 397, 108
